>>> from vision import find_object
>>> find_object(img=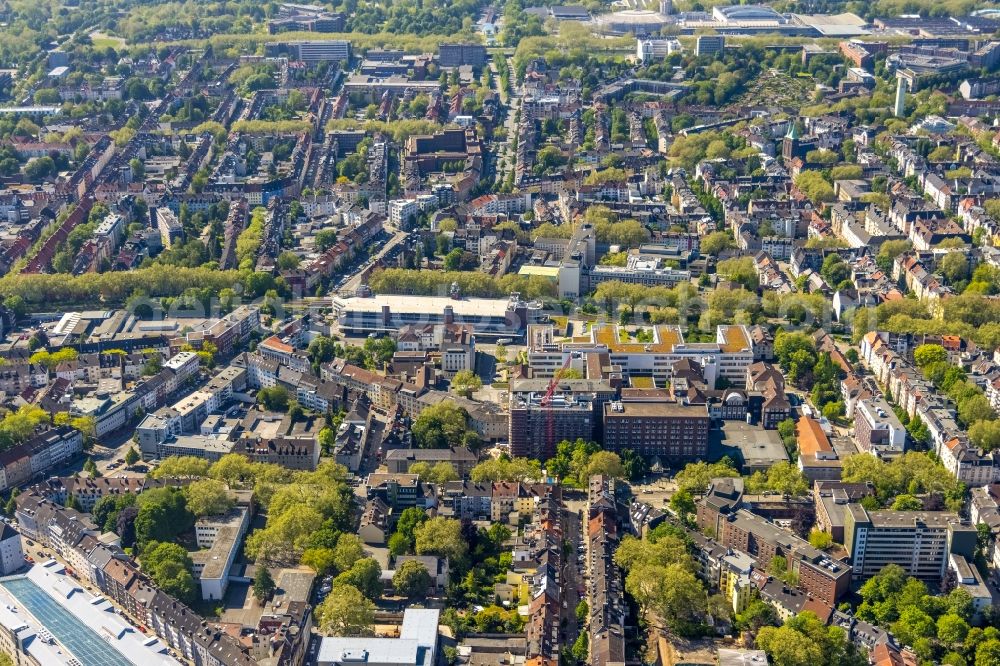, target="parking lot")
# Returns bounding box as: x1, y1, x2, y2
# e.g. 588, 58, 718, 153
630, 477, 678, 510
